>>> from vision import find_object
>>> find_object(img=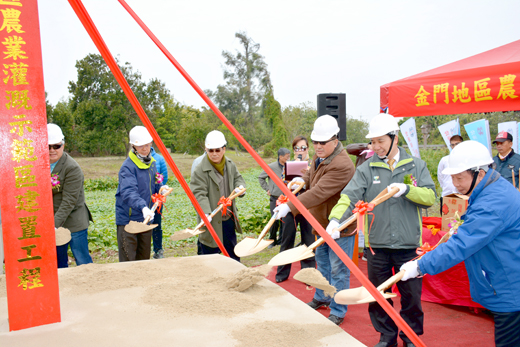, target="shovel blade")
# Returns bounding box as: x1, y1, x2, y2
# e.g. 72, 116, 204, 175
268, 245, 309, 266
356, 292, 397, 304
335, 287, 397, 305
125, 221, 158, 234
234, 237, 274, 257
